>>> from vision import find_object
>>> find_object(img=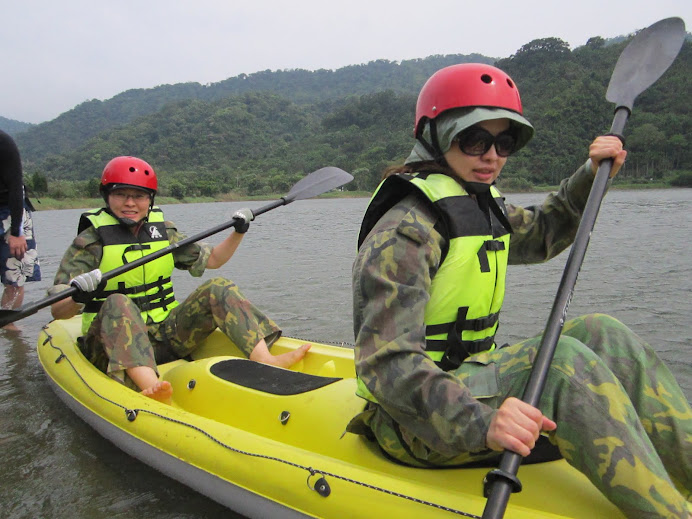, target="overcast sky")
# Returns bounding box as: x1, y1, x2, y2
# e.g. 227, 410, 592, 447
2, 0, 689, 124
